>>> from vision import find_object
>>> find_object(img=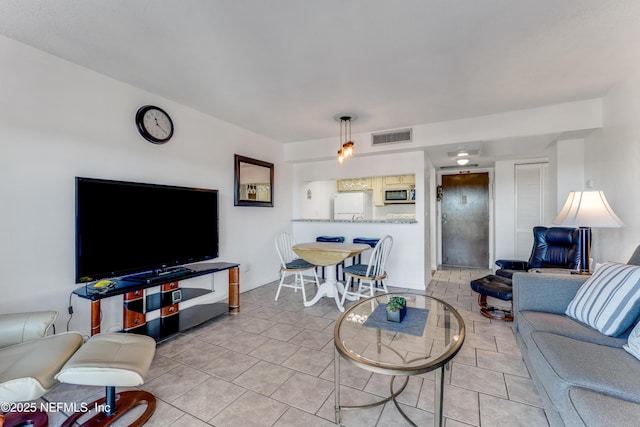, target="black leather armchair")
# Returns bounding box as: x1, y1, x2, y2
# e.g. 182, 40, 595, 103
470, 226, 583, 321
495, 226, 583, 278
